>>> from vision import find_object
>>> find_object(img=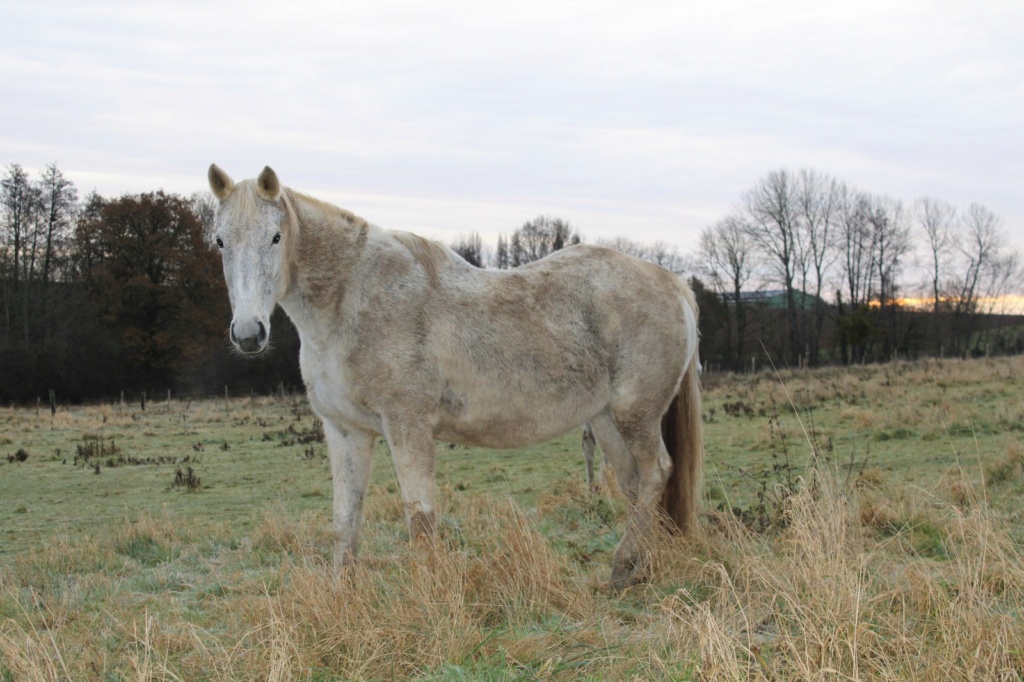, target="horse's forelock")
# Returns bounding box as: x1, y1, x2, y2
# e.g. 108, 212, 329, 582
225, 180, 299, 239
225, 179, 266, 230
